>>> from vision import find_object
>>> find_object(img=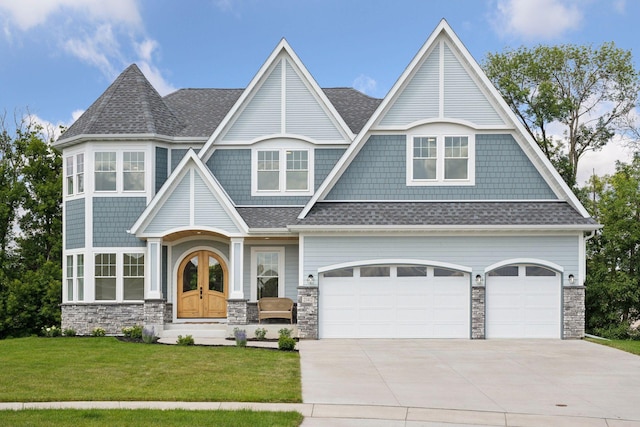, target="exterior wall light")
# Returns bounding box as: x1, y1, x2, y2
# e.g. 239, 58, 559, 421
475, 274, 483, 285
568, 274, 575, 285
307, 274, 315, 286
